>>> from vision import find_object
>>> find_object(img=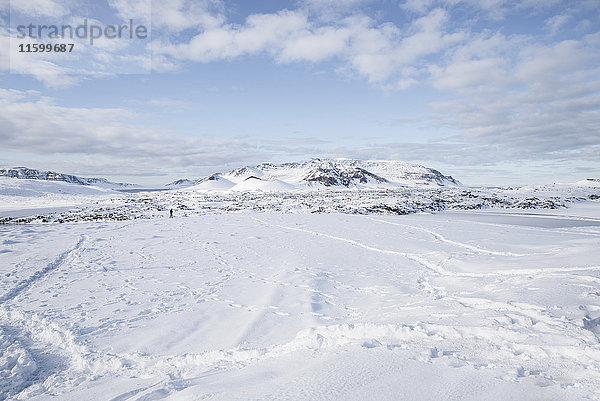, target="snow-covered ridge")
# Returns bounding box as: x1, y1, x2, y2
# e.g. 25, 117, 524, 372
0, 167, 136, 188
576, 178, 600, 187
189, 158, 461, 191
166, 178, 196, 187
